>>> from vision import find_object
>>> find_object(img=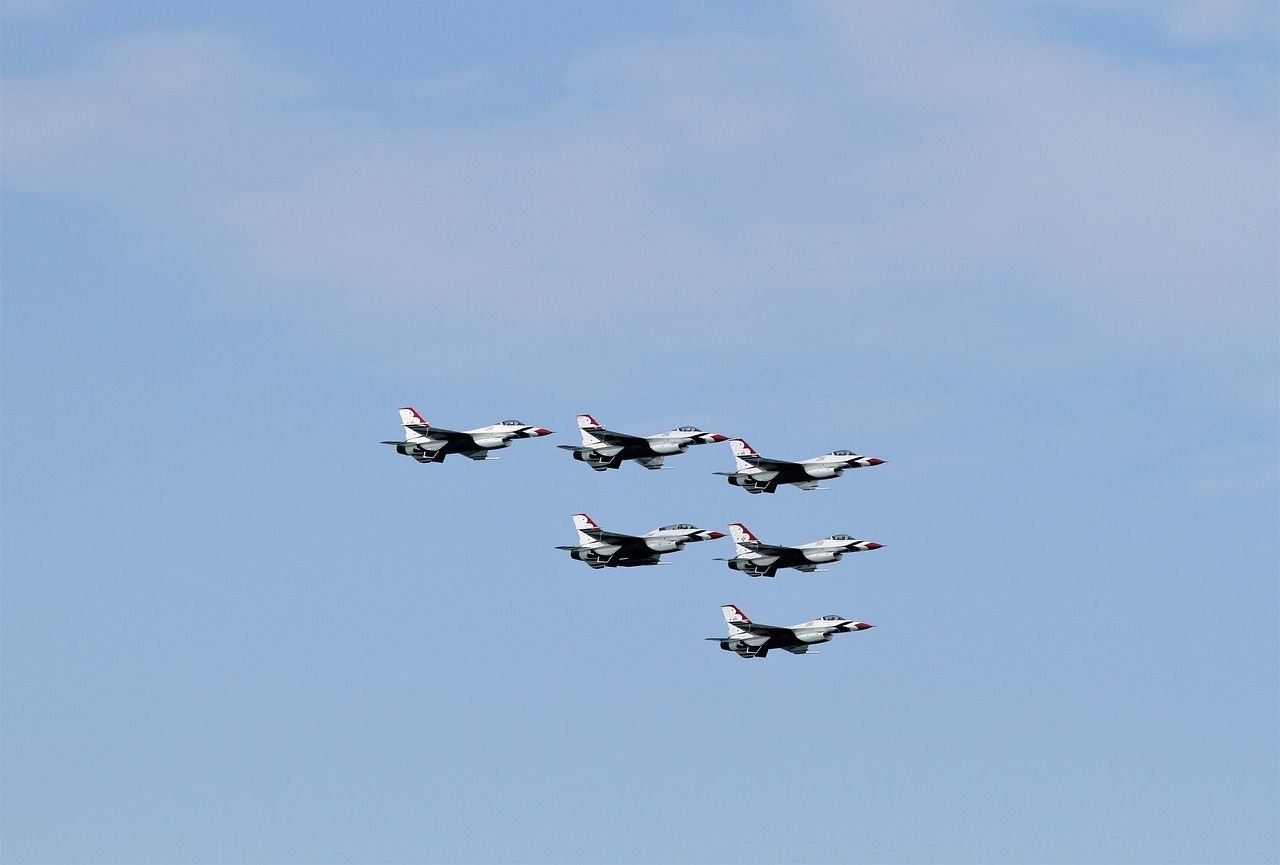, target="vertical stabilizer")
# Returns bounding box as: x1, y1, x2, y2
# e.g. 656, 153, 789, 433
729, 438, 759, 471
572, 513, 601, 545
576, 414, 605, 447
399, 407, 431, 442
727, 523, 759, 556
721, 603, 752, 637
